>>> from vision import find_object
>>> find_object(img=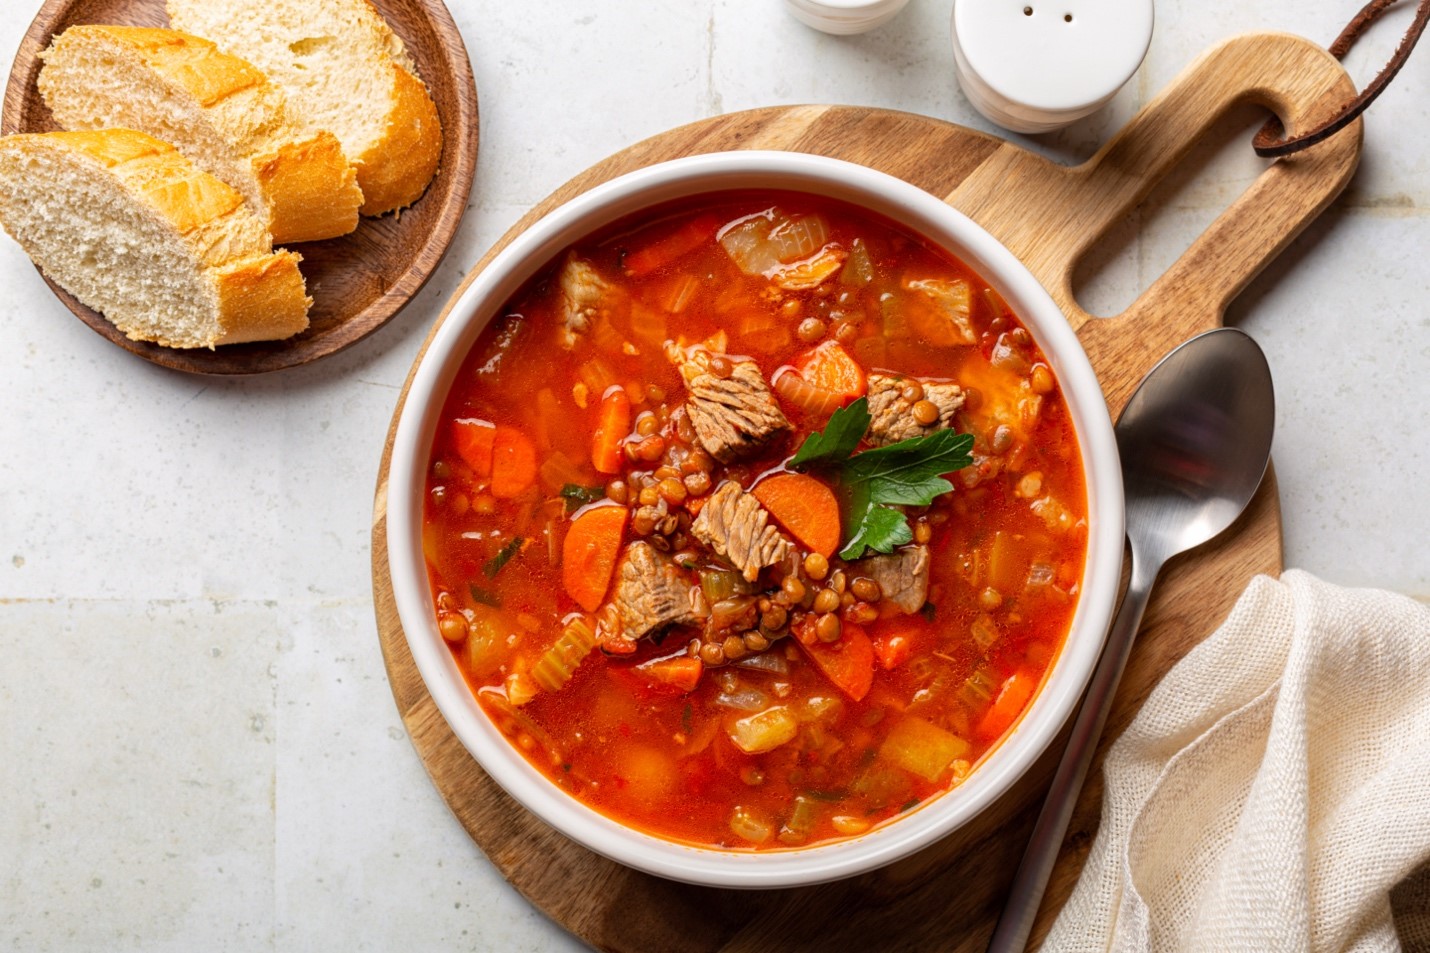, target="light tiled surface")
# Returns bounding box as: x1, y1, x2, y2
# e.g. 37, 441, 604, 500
1, 1, 1425, 949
